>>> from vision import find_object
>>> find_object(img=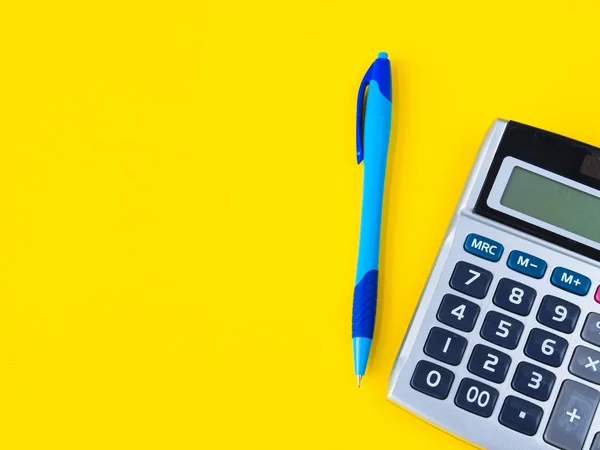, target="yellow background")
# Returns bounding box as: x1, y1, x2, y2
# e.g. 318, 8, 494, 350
1, 1, 600, 449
